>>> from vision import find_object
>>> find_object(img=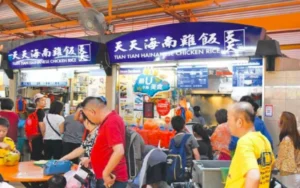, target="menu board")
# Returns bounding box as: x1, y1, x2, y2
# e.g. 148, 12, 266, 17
20, 70, 69, 87
177, 67, 208, 89
232, 65, 263, 87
